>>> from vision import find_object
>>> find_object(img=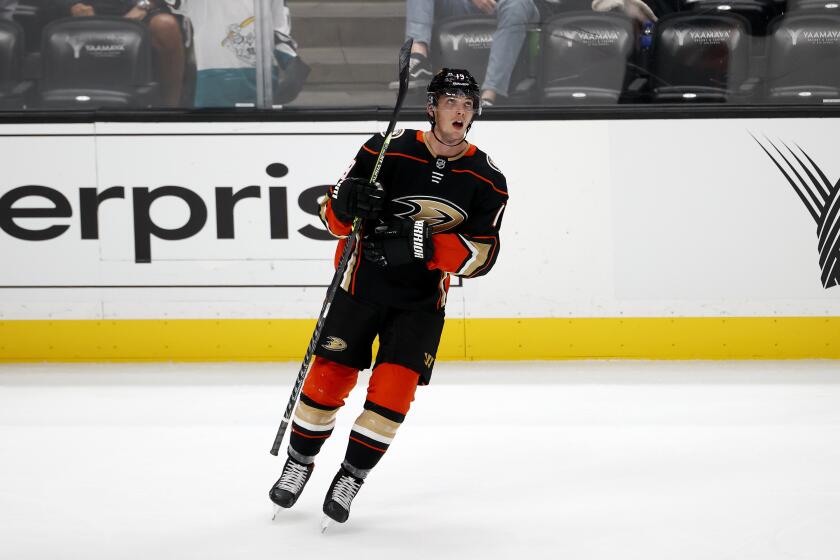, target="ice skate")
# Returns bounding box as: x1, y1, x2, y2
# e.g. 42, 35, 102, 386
322, 466, 364, 525
269, 456, 314, 516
